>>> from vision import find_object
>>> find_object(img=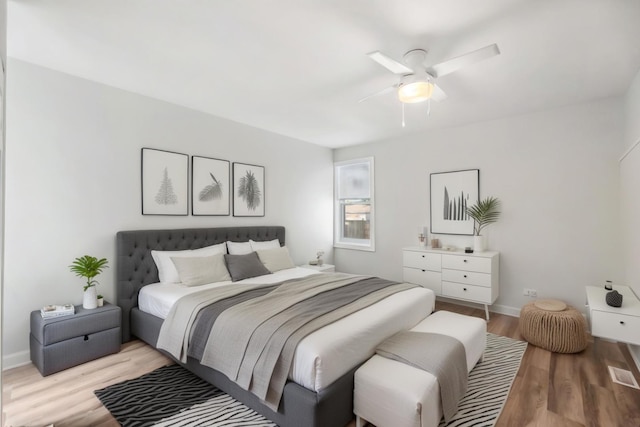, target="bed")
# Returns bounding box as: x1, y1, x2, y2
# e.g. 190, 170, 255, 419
116, 226, 435, 427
